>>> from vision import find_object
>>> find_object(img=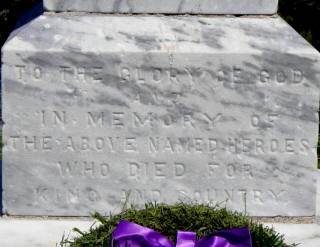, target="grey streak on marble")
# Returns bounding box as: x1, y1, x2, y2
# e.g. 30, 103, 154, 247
43, 0, 279, 14
2, 15, 320, 216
